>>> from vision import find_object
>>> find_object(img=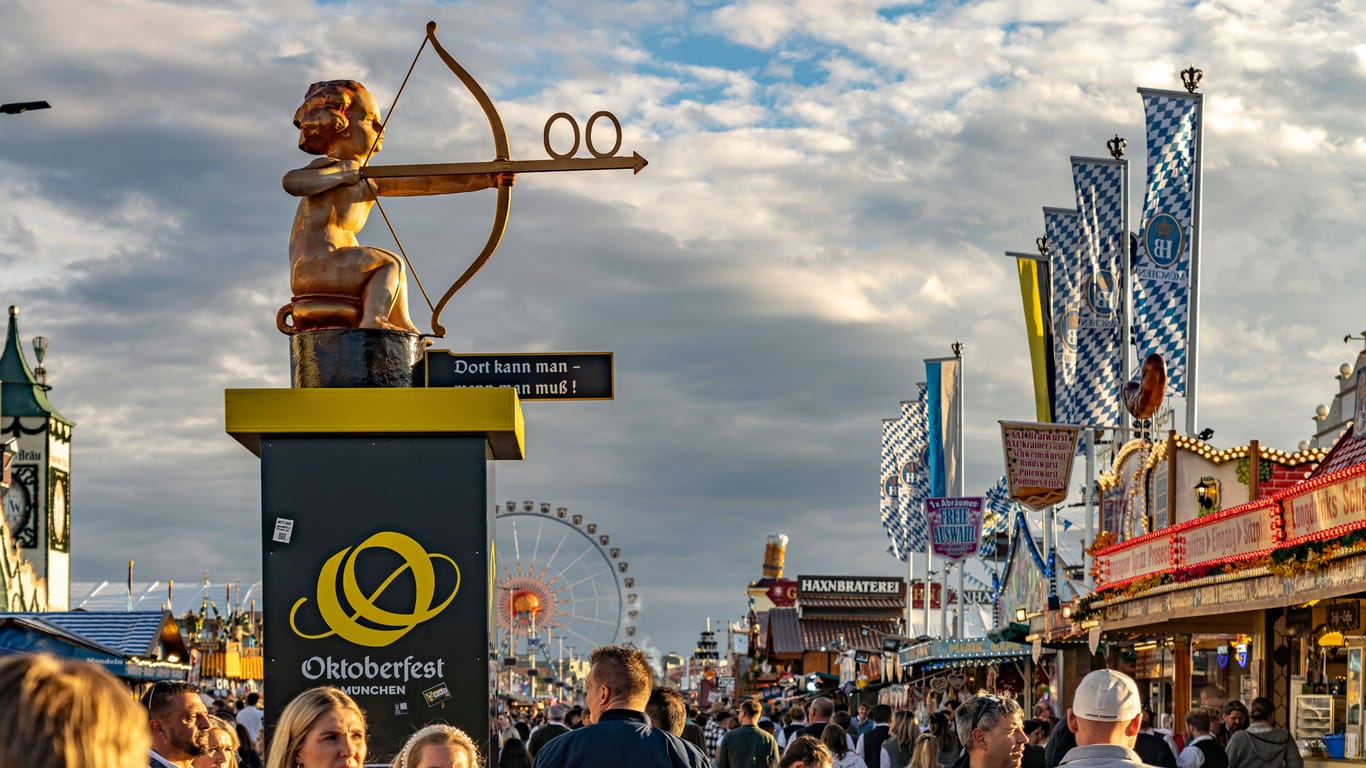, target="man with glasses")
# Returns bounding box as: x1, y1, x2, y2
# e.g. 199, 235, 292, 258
1057, 670, 1148, 768
142, 681, 211, 768
955, 694, 1028, 768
